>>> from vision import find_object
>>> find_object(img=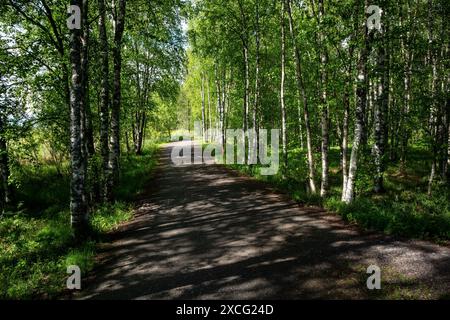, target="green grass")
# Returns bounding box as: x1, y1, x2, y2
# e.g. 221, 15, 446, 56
324, 192, 450, 241
90, 202, 133, 233
226, 145, 450, 242
12, 164, 70, 213
0, 144, 159, 299
0, 210, 92, 299
115, 144, 160, 201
